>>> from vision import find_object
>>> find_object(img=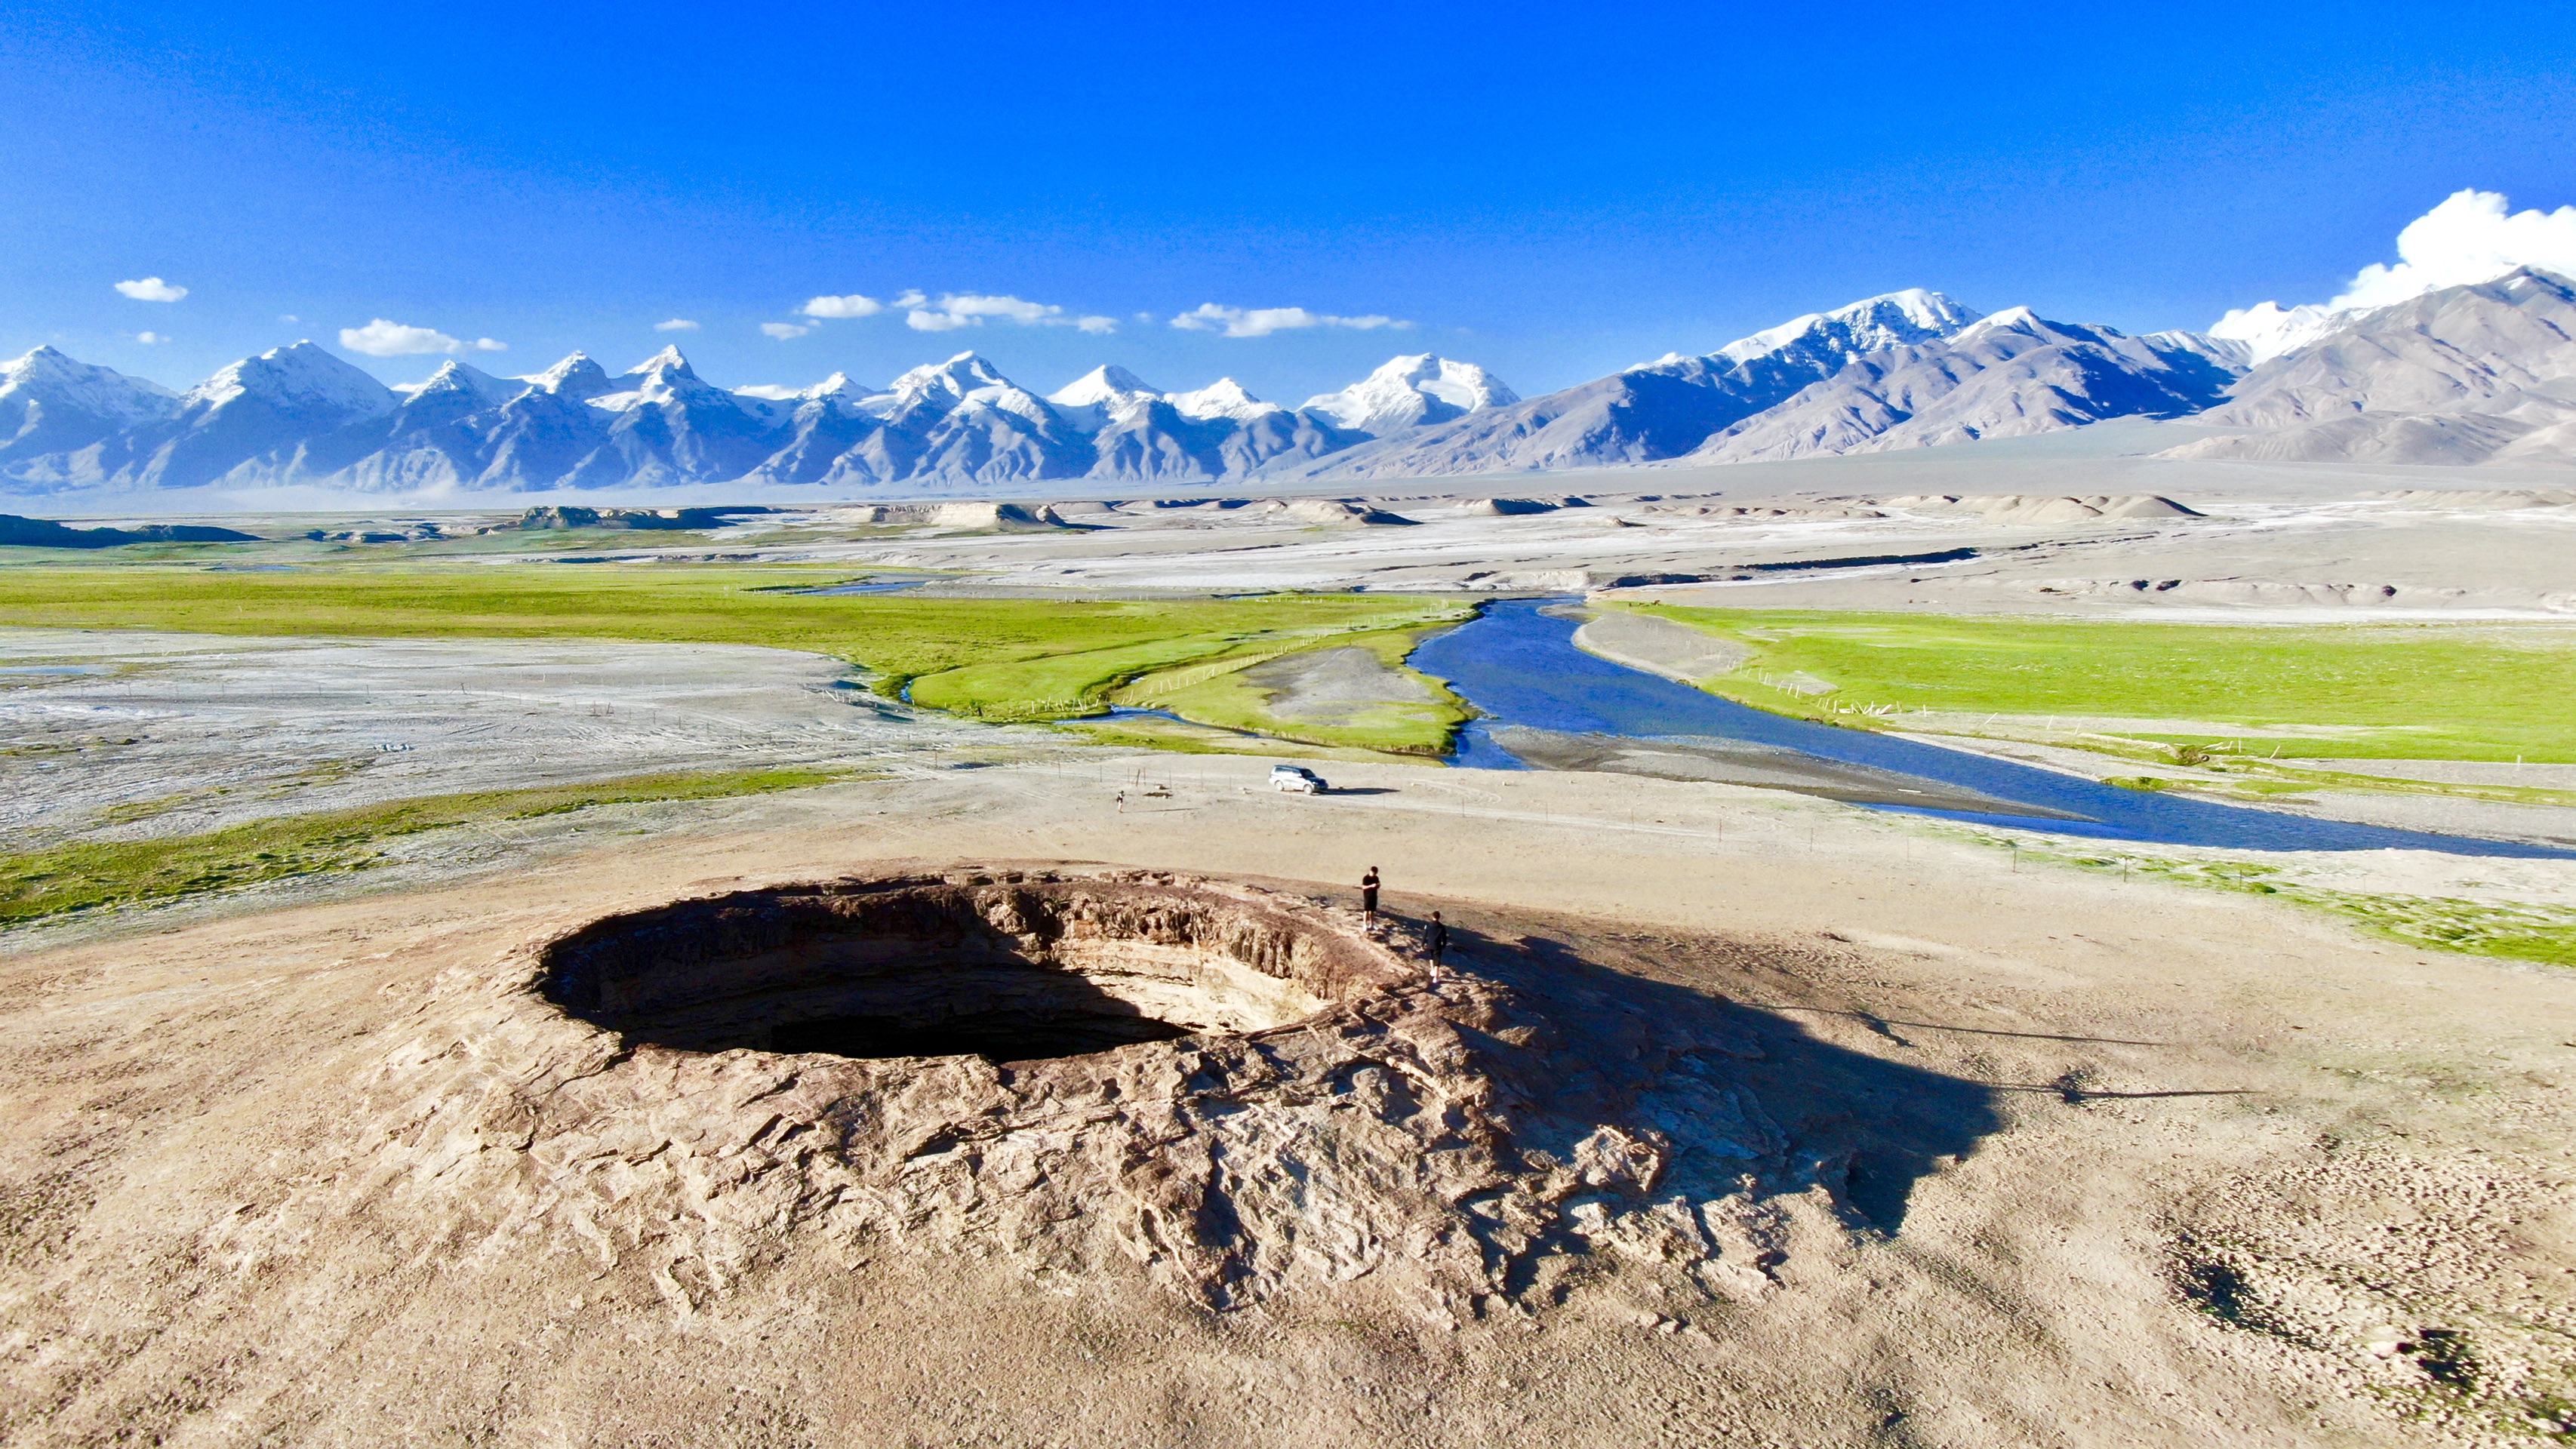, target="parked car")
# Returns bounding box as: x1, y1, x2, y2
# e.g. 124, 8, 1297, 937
1270, 764, 1328, 795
